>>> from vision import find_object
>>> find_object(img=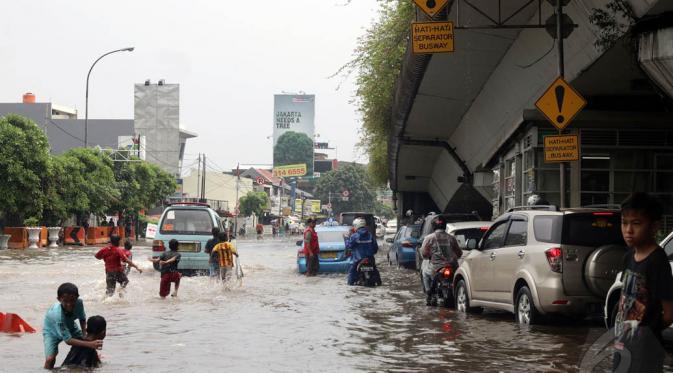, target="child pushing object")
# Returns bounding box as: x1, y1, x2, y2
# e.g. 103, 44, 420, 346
212, 232, 239, 282
149, 239, 182, 298
42, 283, 103, 369
61, 315, 106, 368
